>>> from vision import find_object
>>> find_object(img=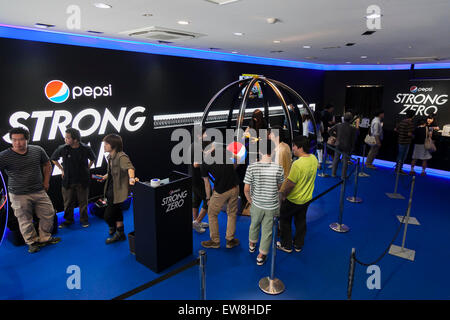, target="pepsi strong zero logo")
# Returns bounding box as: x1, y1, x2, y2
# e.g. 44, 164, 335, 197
45, 80, 70, 103
394, 85, 446, 116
